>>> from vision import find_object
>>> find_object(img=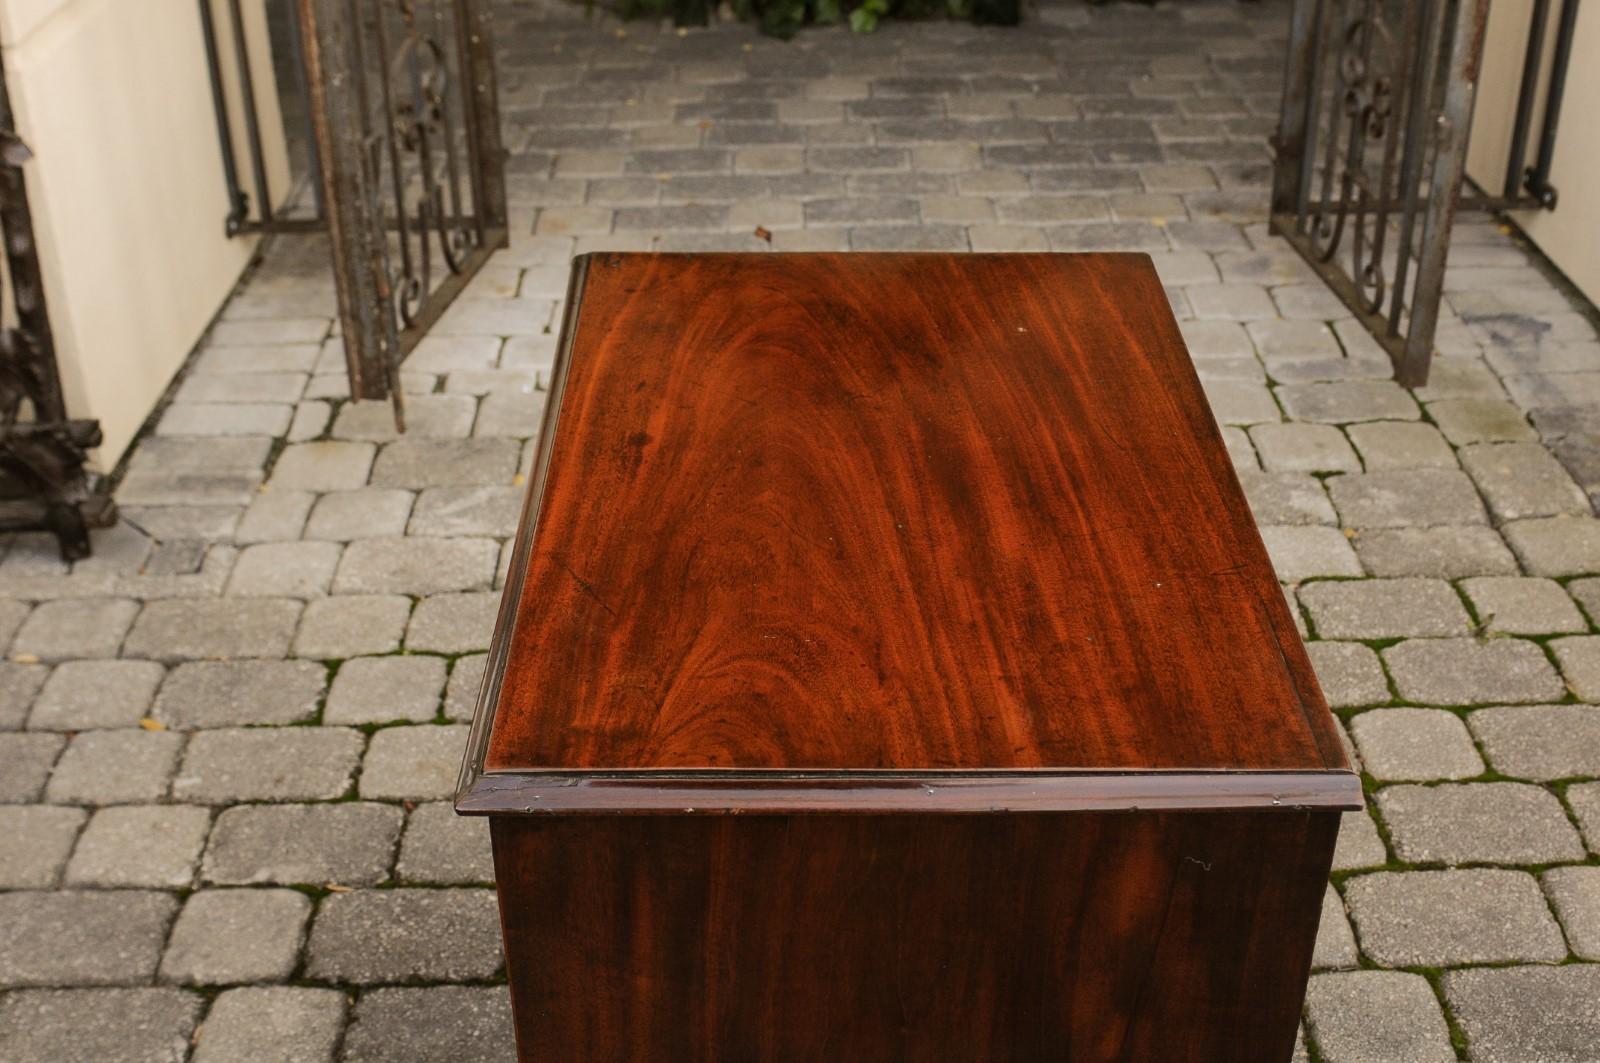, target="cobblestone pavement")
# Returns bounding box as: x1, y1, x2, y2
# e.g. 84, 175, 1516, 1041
4, 0, 1600, 1059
